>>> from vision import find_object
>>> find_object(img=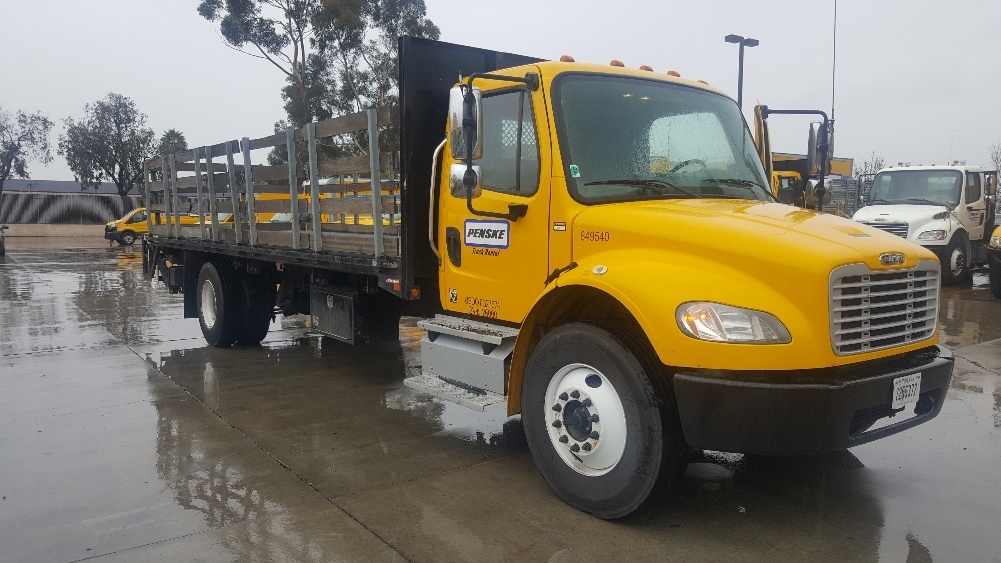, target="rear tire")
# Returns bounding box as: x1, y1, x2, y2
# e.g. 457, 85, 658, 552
522, 323, 687, 519
236, 276, 276, 345
197, 262, 240, 347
